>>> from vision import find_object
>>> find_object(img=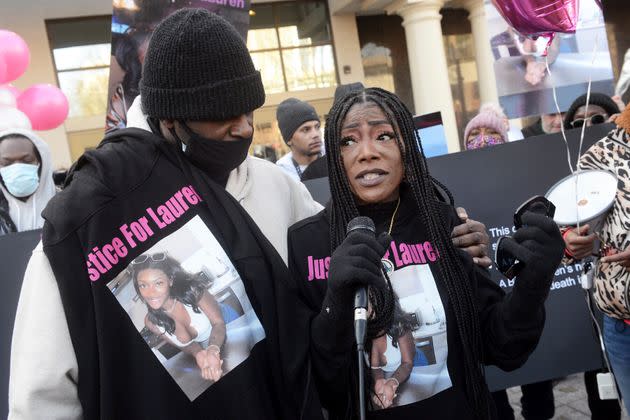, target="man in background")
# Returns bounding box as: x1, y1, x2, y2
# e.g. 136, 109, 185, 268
0, 128, 56, 234
521, 112, 564, 138
275, 98, 322, 182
